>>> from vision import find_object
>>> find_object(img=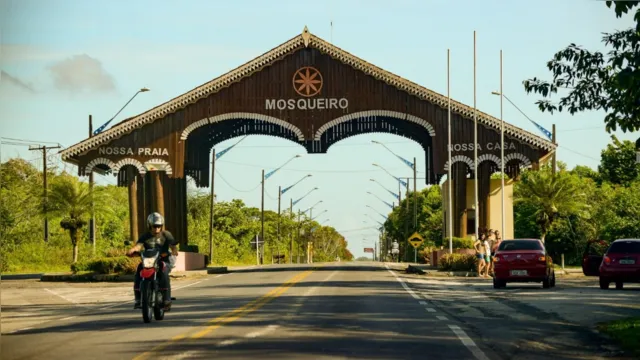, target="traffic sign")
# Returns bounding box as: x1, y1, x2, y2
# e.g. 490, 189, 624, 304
407, 232, 424, 249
